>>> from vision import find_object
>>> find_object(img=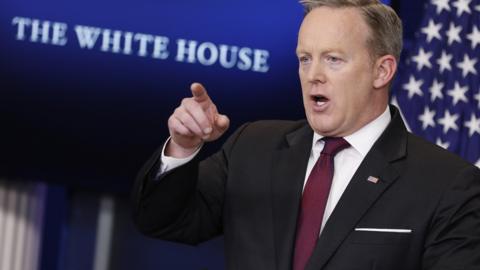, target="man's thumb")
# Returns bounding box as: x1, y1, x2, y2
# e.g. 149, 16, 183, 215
215, 114, 230, 132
